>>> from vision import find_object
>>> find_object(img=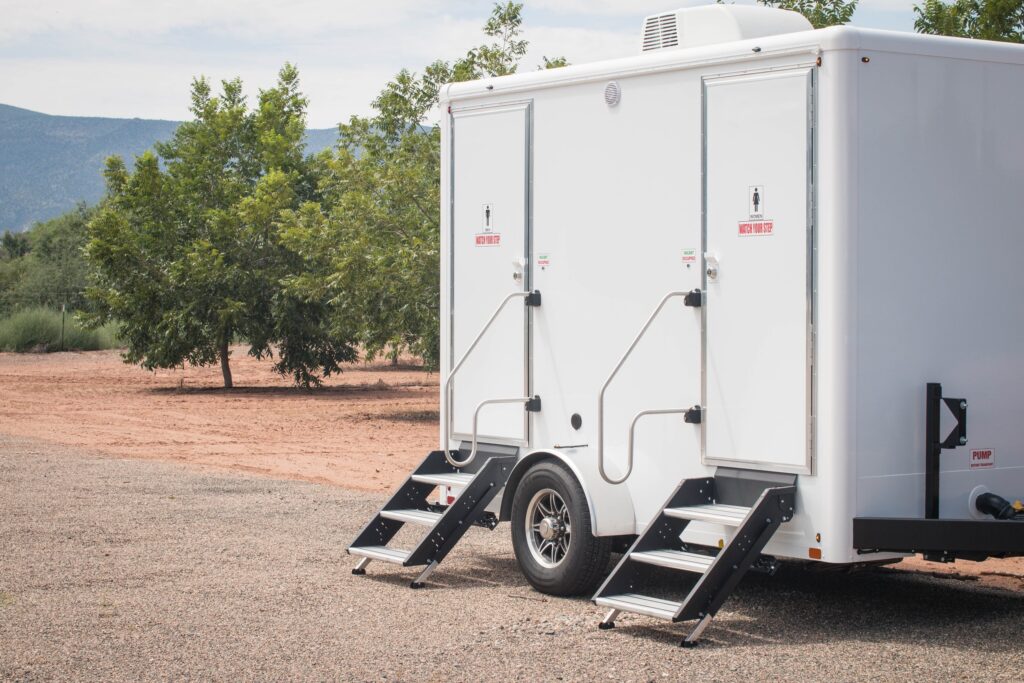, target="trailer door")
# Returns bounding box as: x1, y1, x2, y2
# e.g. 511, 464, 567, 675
449, 103, 532, 445
702, 68, 814, 474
